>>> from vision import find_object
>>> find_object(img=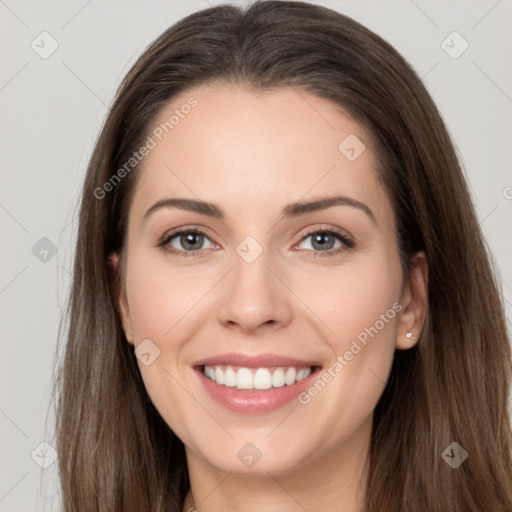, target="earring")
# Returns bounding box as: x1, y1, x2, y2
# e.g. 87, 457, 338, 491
405, 332, 415, 340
